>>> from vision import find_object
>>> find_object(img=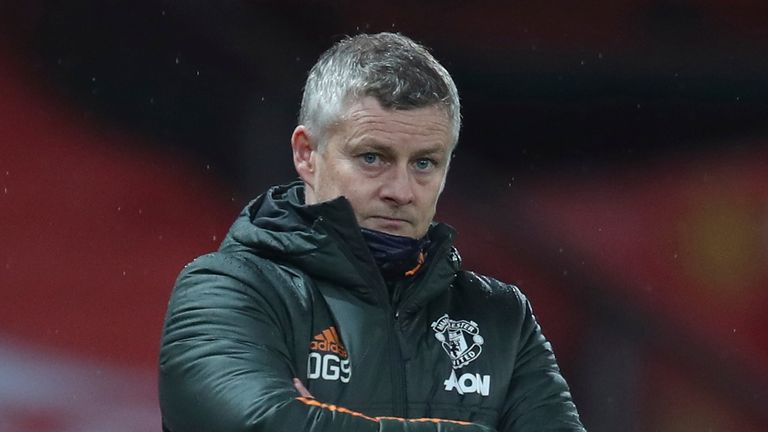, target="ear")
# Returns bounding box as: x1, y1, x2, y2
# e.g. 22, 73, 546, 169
291, 125, 316, 187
